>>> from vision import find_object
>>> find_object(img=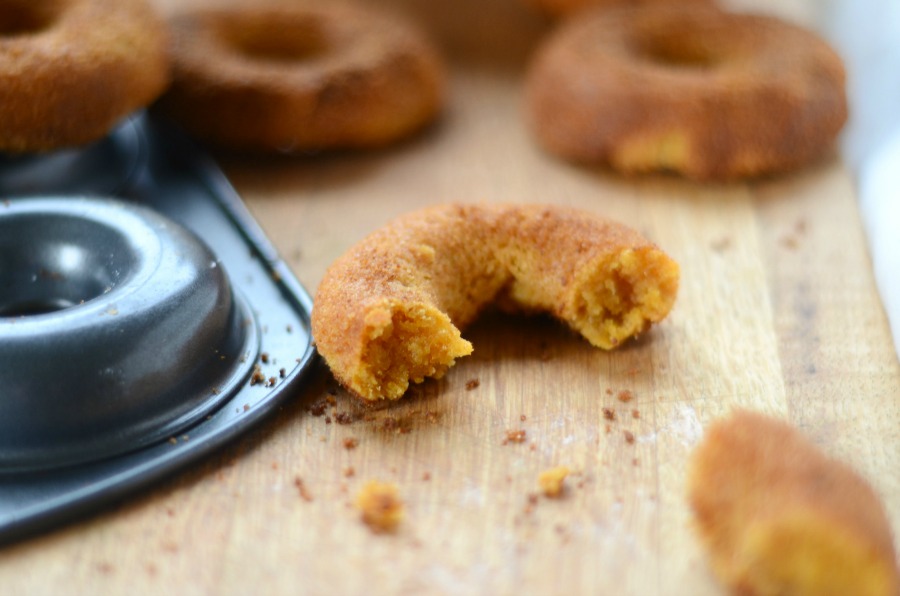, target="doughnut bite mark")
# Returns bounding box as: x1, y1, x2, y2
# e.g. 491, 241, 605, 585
525, 5, 848, 180
159, 1, 445, 153
688, 410, 900, 596
311, 204, 679, 401
0, 0, 169, 153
